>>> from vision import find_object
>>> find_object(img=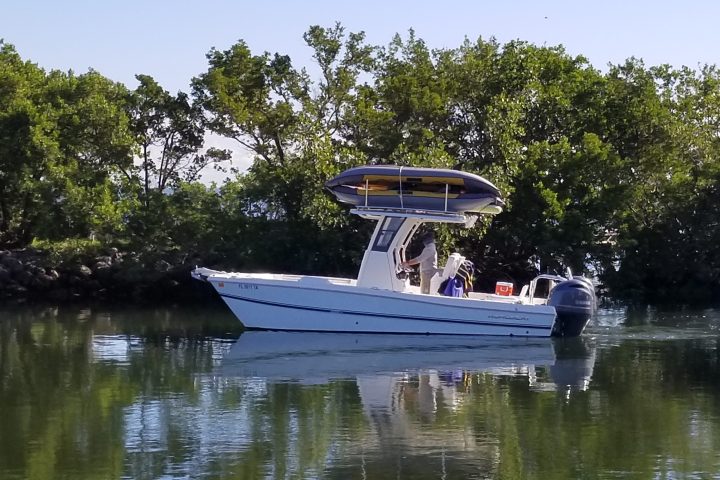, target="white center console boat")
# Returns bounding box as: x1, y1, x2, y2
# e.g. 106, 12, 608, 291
192, 166, 595, 337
